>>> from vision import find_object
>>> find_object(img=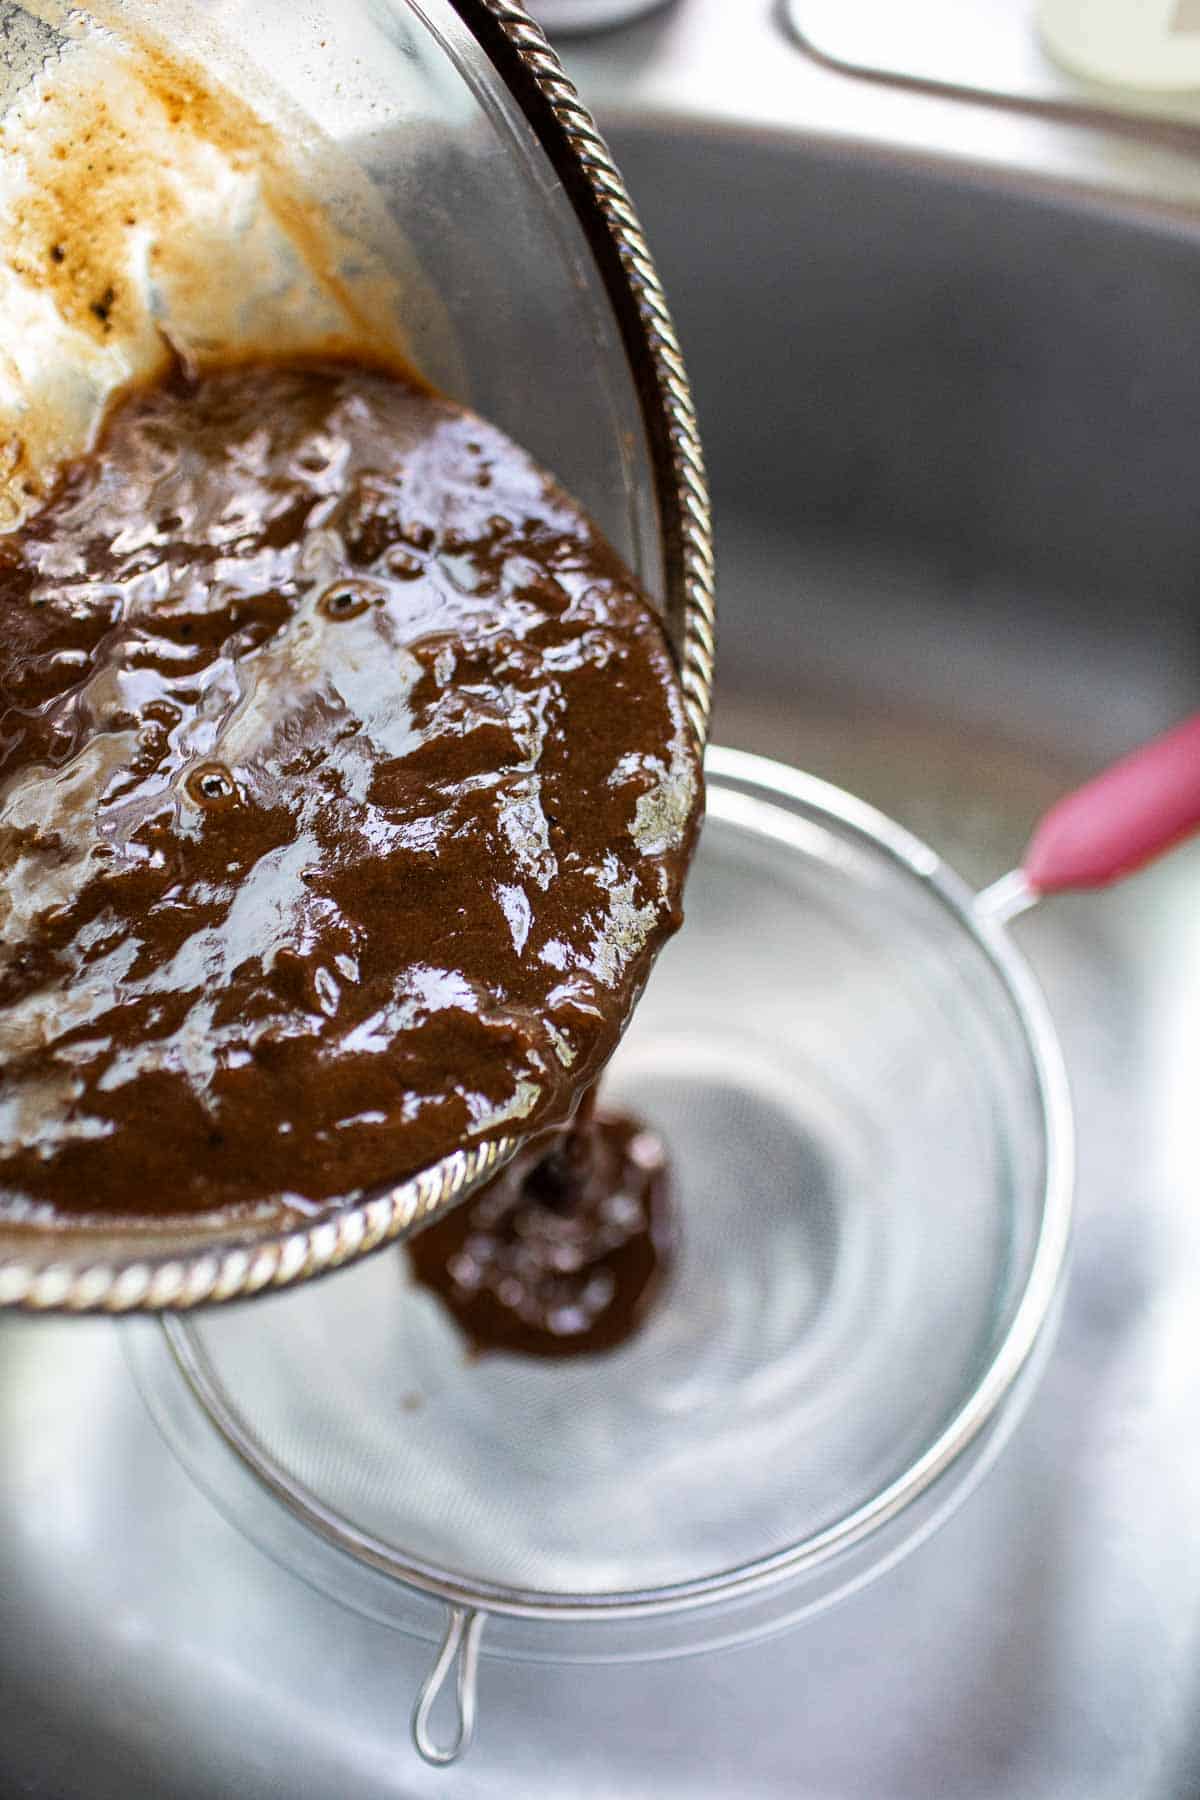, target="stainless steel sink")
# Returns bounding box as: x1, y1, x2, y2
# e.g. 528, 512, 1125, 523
2, 15, 1199, 1799
610, 122, 1200, 782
